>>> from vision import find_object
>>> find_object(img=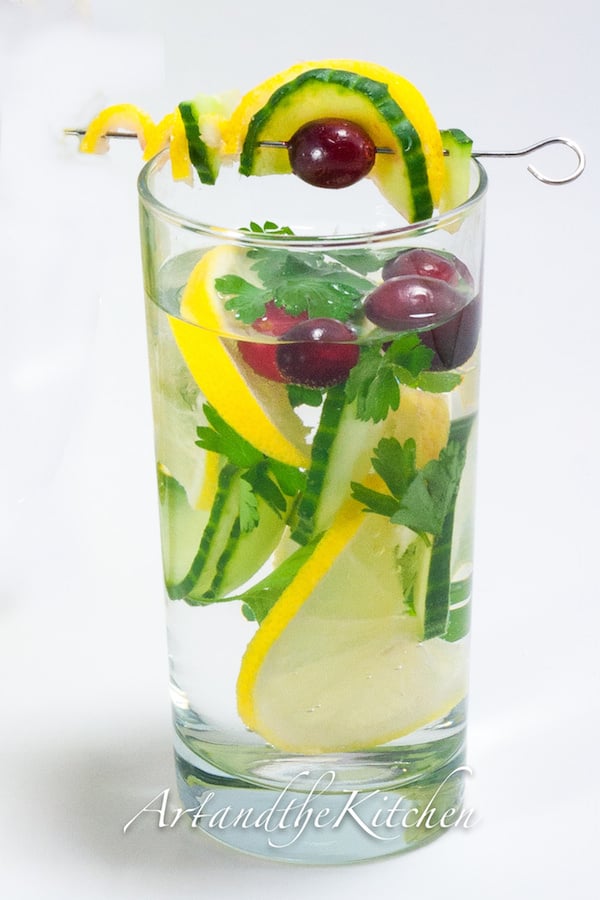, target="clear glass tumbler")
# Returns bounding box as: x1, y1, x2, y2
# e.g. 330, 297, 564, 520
138, 153, 486, 864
